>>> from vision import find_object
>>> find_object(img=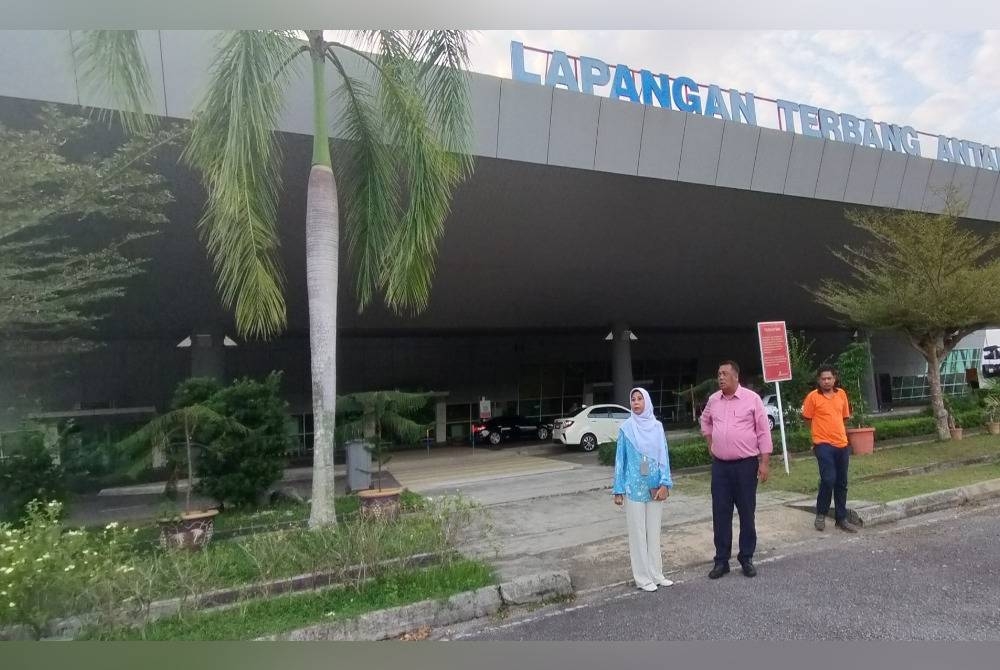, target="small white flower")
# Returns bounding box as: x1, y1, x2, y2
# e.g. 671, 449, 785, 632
63, 564, 75, 572
105, 522, 119, 530
8, 602, 14, 608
